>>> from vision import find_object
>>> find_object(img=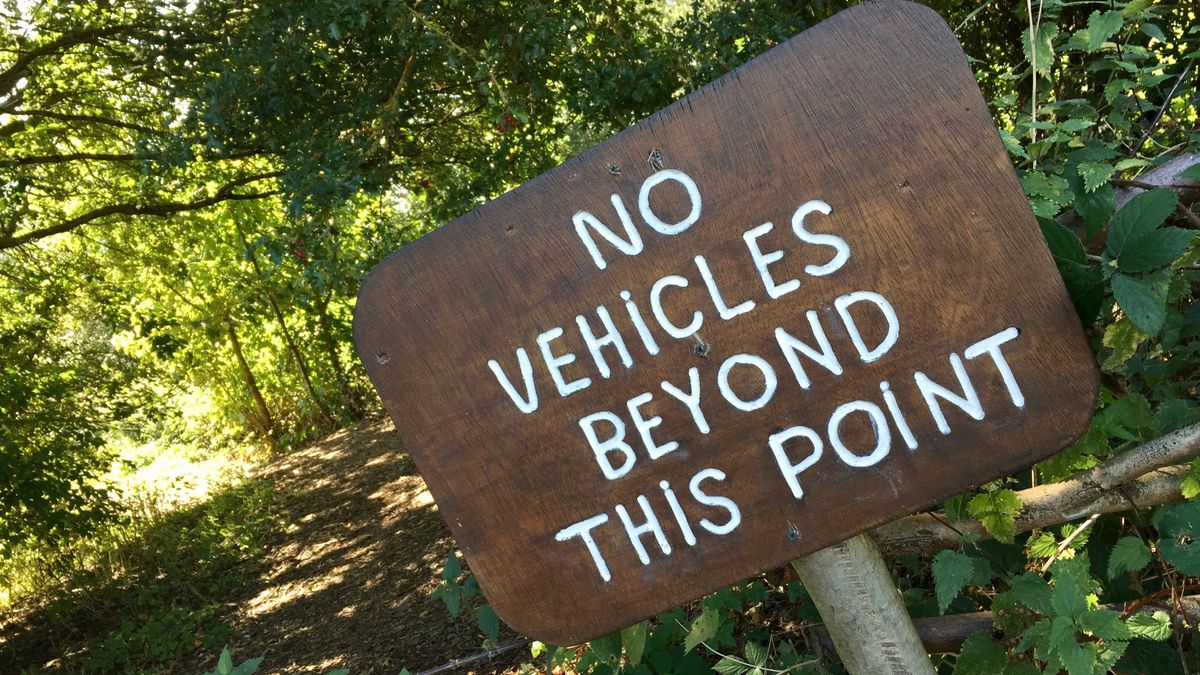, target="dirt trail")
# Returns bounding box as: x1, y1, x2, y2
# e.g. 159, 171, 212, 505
206, 418, 525, 674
